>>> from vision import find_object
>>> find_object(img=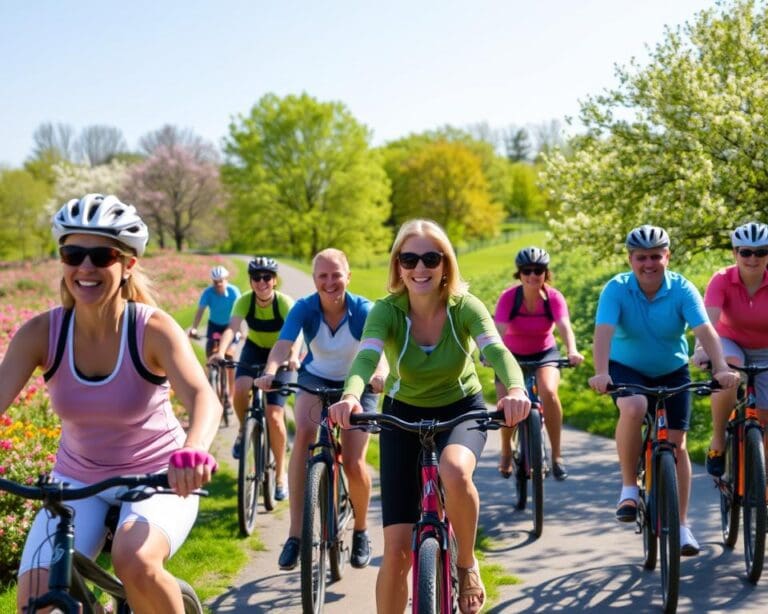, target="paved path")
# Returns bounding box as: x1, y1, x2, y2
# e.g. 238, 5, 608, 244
204, 262, 768, 613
